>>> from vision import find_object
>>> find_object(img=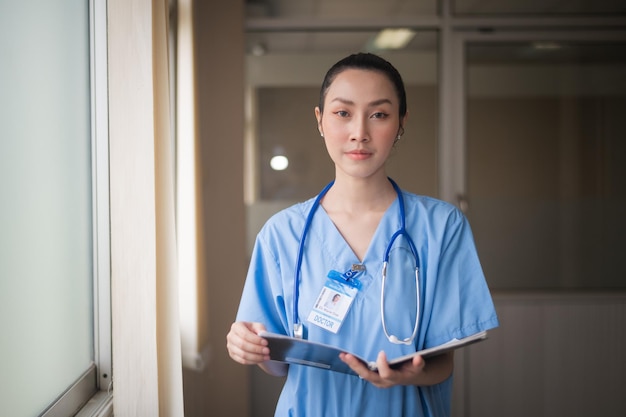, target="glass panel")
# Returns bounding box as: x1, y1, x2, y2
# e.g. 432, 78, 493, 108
0, 1, 94, 416
465, 41, 626, 290
246, 0, 437, 19
454, 0, 626, 15
245, 30, 439, 208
